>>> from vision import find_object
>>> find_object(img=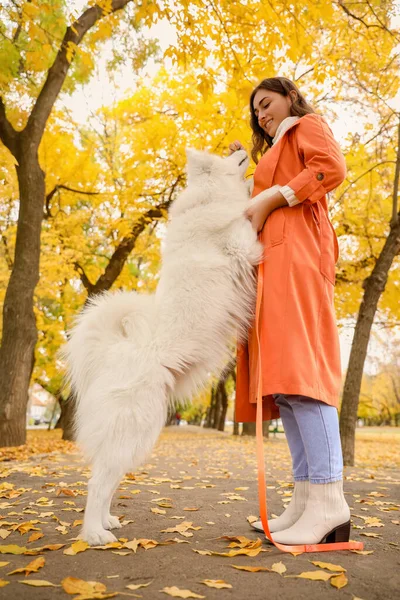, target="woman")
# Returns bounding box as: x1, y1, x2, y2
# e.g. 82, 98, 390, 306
230, 76, 350, 545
